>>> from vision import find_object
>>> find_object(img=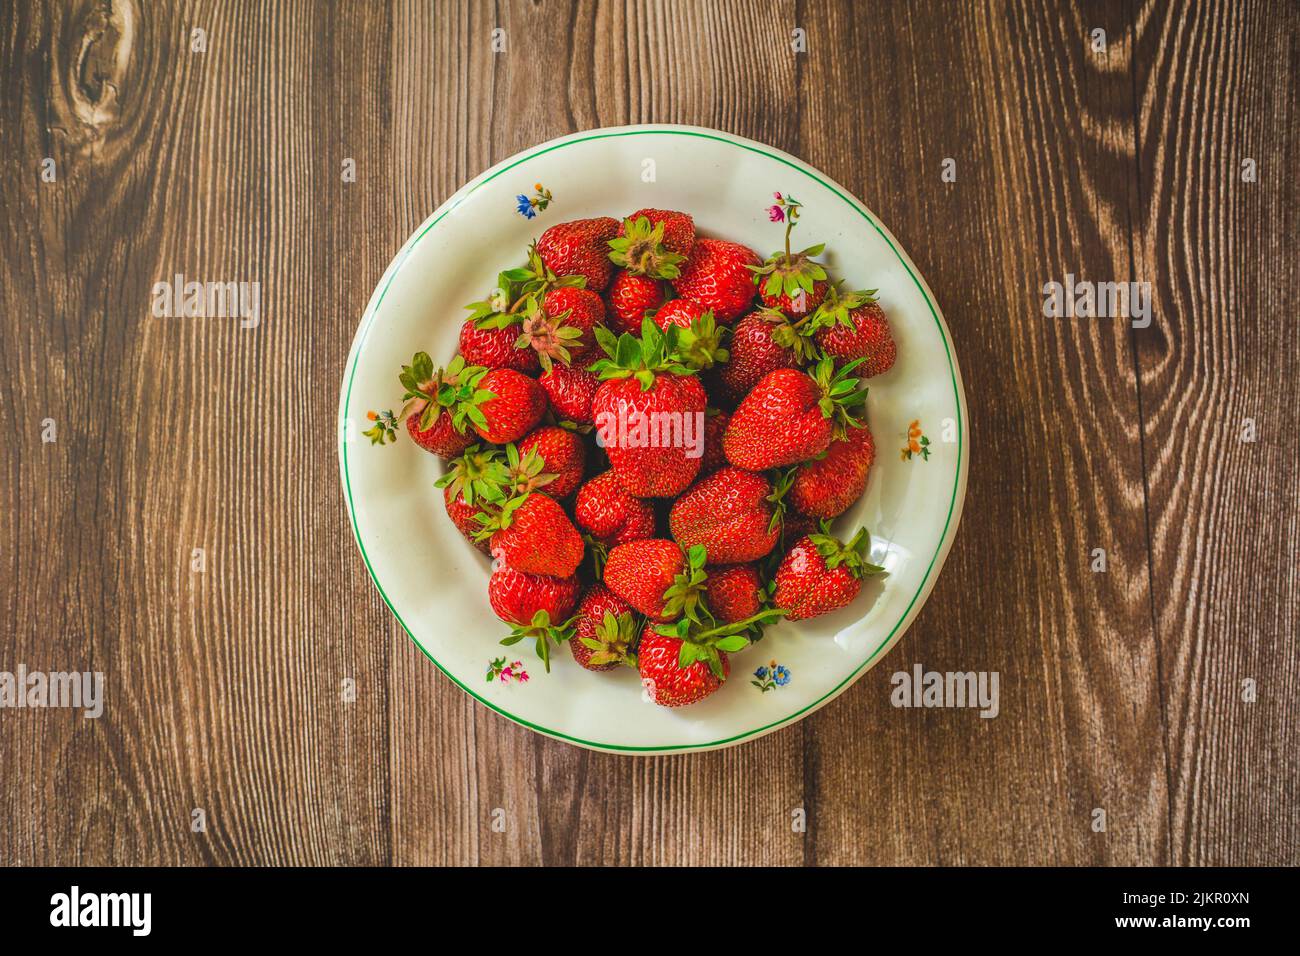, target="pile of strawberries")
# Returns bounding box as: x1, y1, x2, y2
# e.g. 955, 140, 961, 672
366, 195, 896, 707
